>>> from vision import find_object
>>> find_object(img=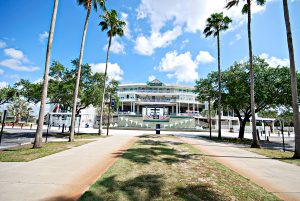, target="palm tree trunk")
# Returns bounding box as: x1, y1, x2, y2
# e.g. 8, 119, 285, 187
247, 0, 260, 148
33, 0, 58, 148
217, 31, 222, 139
99, 34, 112, 134
69, 4, 91, 142
283, 0, 300, 158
